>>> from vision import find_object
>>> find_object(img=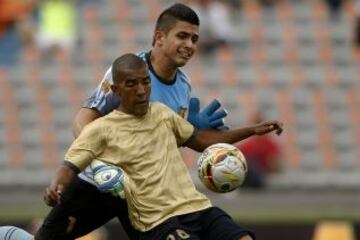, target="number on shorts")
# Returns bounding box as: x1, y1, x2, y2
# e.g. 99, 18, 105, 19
166, 229, 190, 240
66, 216, 77, 233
